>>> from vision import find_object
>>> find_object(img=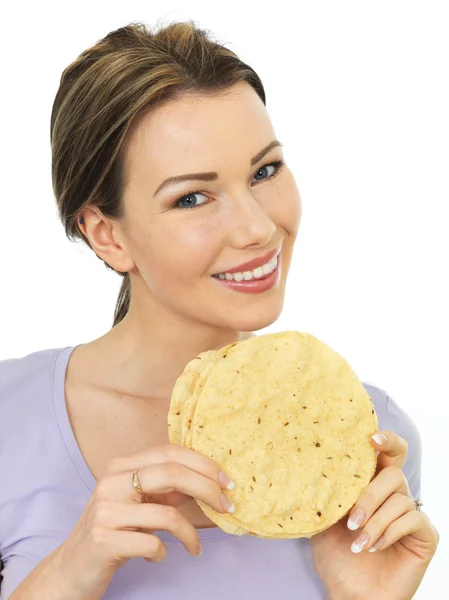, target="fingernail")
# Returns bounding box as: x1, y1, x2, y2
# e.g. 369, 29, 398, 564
347, 508, 365, 530
220, 494, 235, 513
372, 433, 388, 445
351, 531, 370, 553
368, 535, 385, 552
218, 470, 235, 490
196, 544, 203, 556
